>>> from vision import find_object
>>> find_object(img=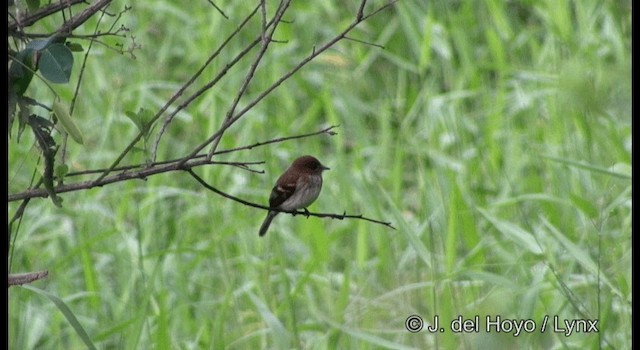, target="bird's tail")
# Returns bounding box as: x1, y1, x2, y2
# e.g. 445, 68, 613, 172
259, 211, 278, 237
